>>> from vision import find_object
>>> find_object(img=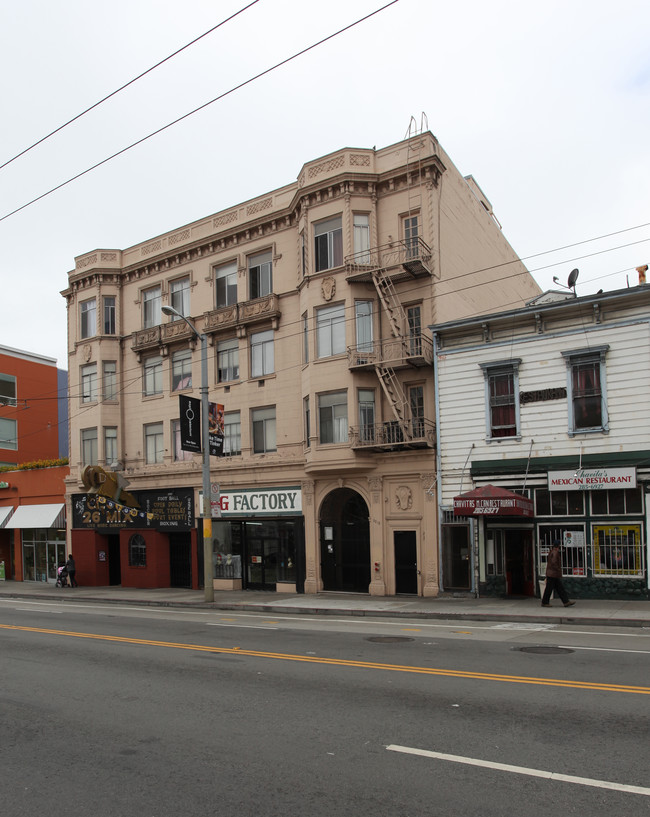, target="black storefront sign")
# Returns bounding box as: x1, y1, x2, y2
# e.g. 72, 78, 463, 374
72, 488, 194, 533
